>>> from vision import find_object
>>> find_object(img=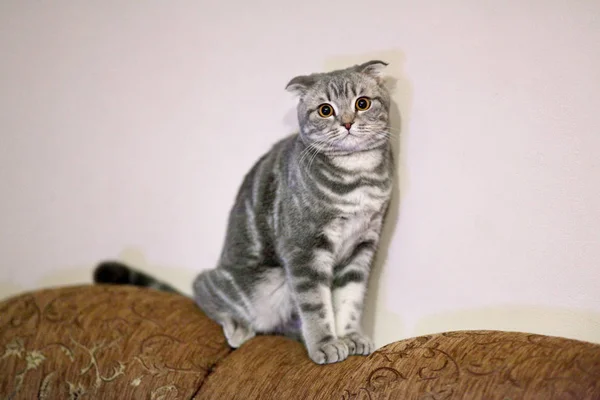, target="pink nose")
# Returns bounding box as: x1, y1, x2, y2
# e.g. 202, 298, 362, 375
343, 123, 353, 130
